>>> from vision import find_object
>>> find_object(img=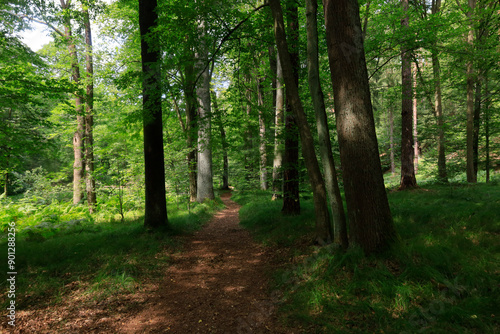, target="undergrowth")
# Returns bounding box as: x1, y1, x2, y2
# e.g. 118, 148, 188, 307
0, 193, 223, 309
233, 183, 500, 333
